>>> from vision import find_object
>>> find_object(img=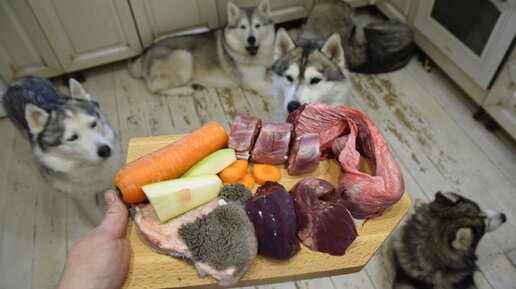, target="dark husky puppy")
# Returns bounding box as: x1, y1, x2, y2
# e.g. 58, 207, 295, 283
392, 192, 506, 289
